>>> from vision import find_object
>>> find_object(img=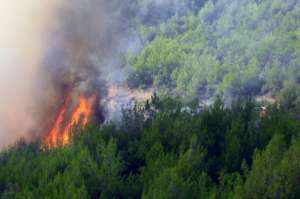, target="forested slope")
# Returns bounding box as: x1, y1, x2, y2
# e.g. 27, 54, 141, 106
1, 0, 300, 198
0, 96, 299, 198
128, 0, 300, 104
